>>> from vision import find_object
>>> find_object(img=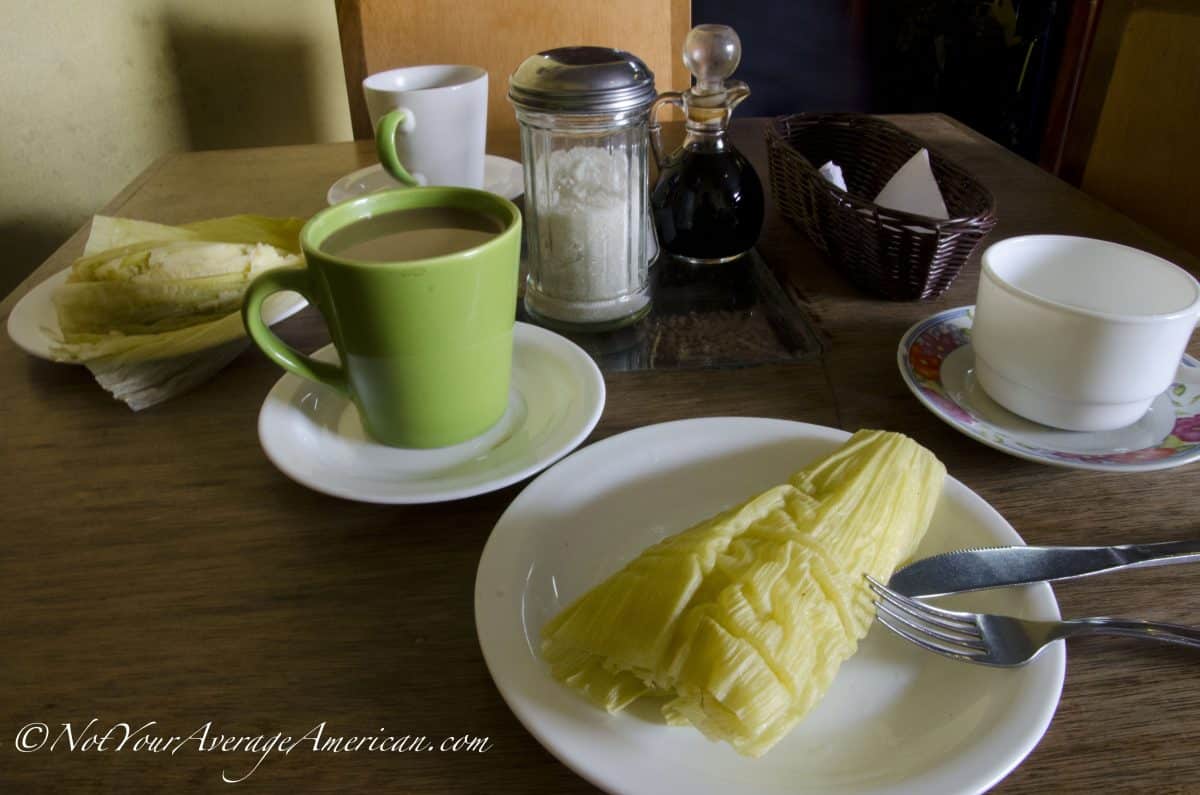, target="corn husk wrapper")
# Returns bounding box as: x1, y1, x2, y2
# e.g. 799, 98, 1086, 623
541, 430, 946, 757
49, 215, 306, 410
